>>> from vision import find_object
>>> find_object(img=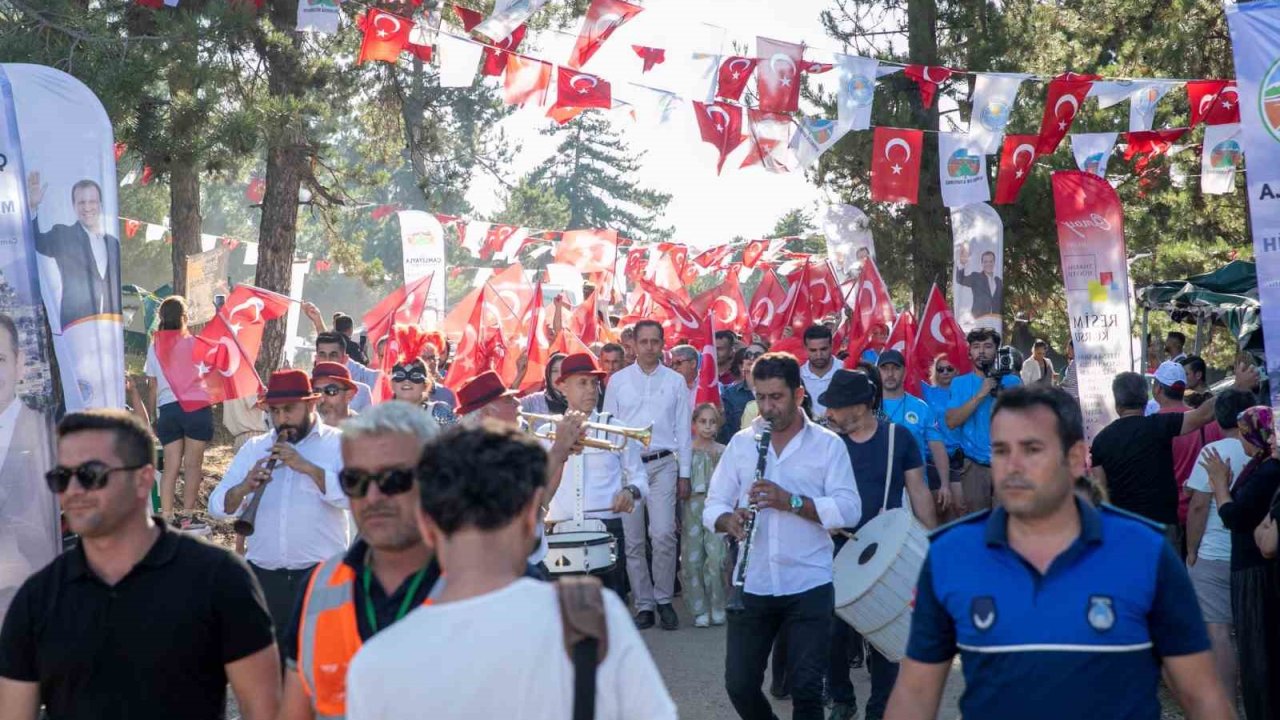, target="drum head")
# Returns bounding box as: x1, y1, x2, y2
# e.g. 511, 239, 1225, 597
834, 509, 914, 607
547, 531, 613, 546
